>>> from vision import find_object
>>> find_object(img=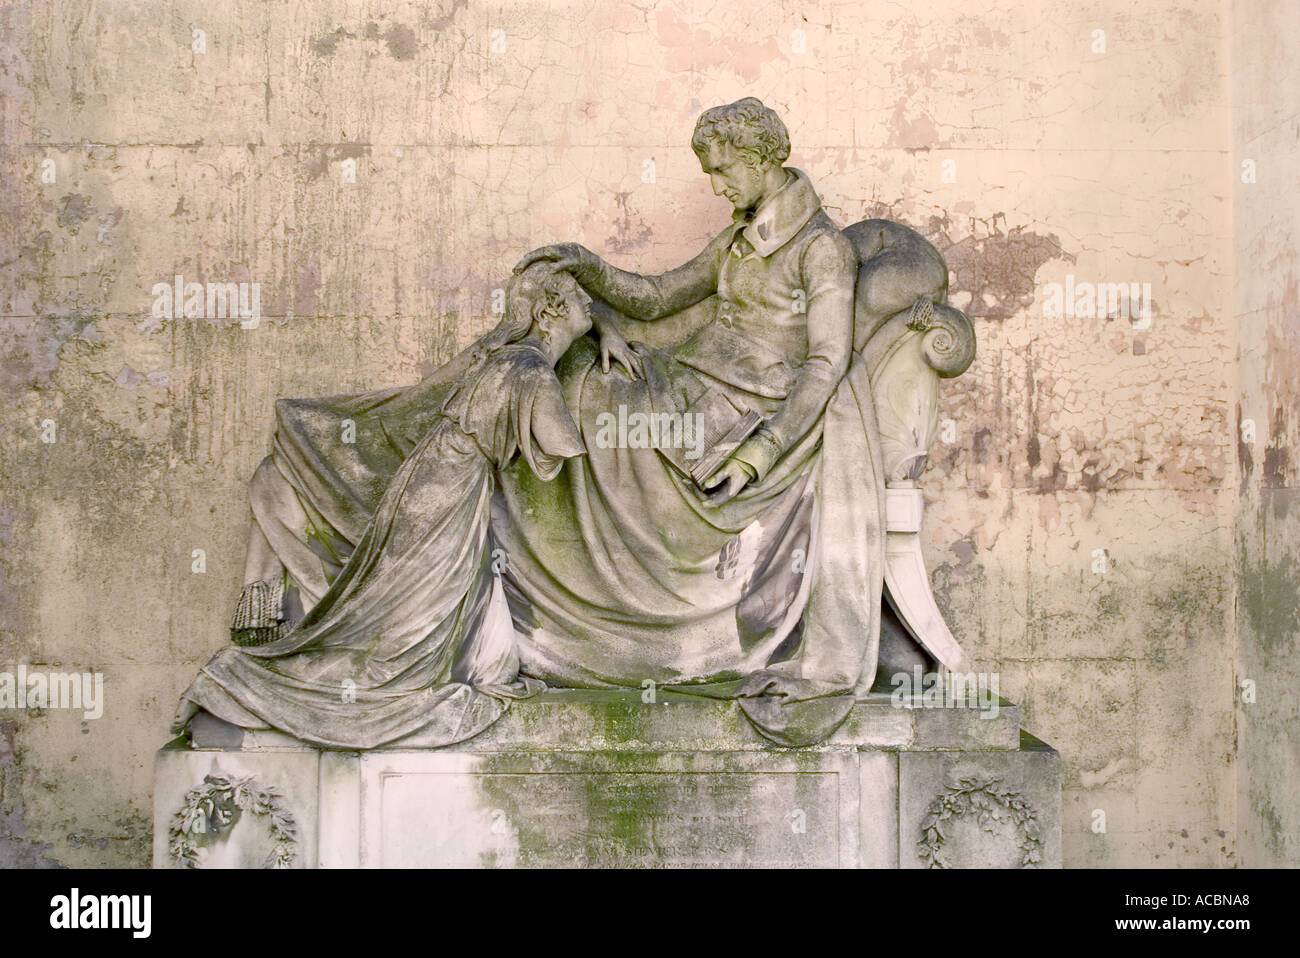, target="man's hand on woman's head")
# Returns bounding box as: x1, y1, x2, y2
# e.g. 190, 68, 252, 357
514, 242, 598, 278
